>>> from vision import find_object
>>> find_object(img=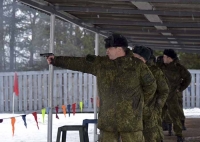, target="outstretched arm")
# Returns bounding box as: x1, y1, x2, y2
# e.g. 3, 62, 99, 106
47, 55, 99, 75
